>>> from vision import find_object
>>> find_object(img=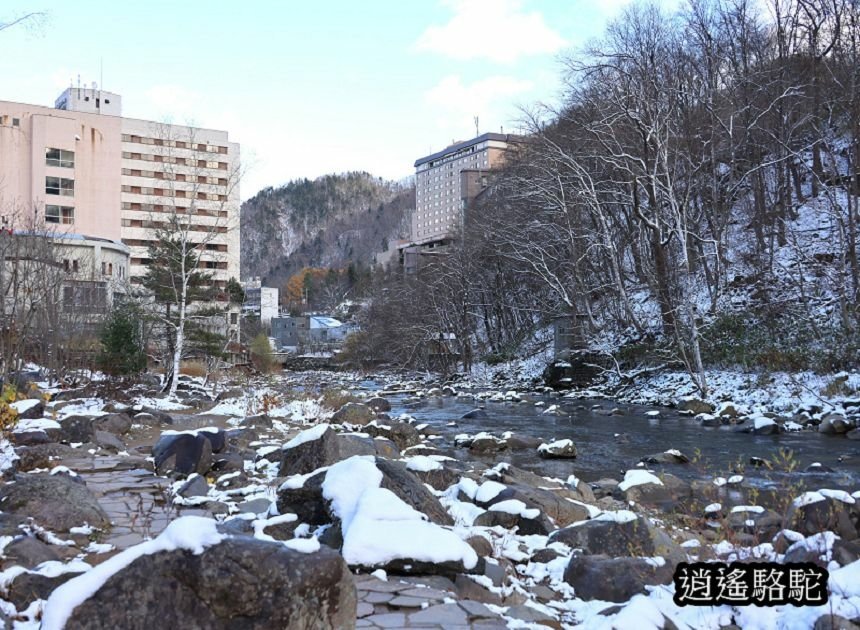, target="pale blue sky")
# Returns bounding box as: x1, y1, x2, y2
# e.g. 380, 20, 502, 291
1, 0, 634, 199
